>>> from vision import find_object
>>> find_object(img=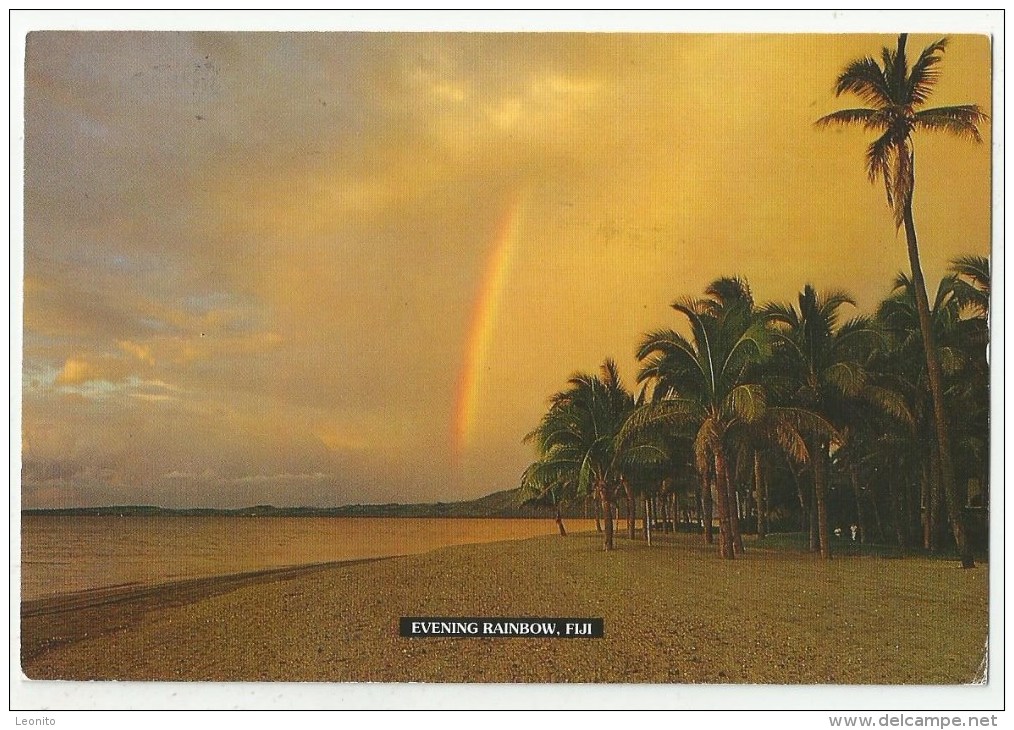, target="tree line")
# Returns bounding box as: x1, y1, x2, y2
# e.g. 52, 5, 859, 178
520, 35, 989, 567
